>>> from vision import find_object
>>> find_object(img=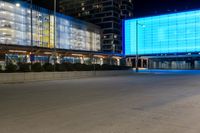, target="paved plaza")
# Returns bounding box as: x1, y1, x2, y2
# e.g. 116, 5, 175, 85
1, 72, 200, 133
